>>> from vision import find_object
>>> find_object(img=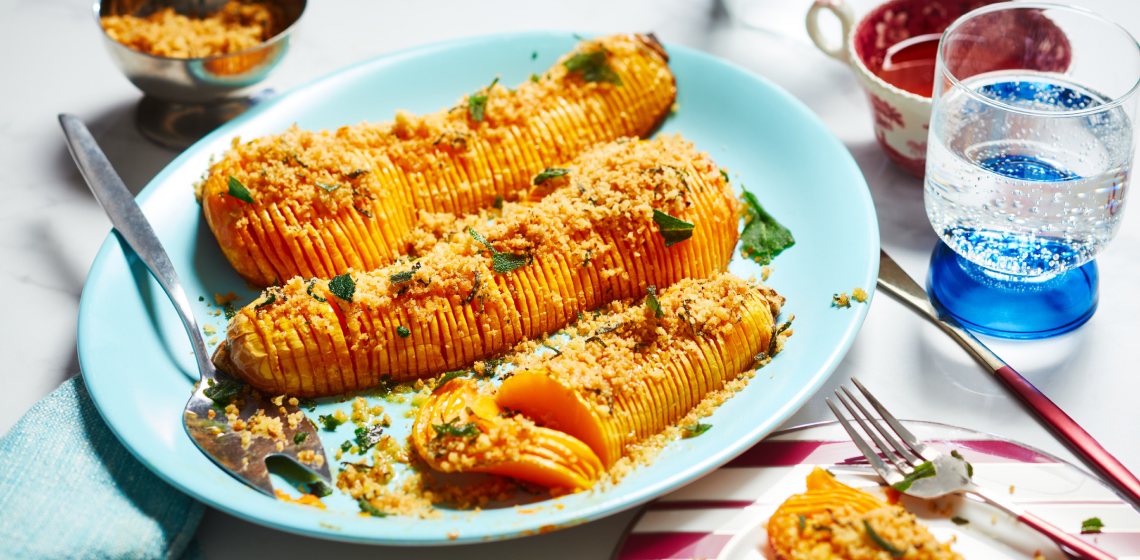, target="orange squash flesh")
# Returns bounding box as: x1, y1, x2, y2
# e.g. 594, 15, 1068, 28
412, 378, 604, 490
199, 34, 676, 287
495, 275, 783, 468
409, 274, 784, 489
216, 135, 741, 396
